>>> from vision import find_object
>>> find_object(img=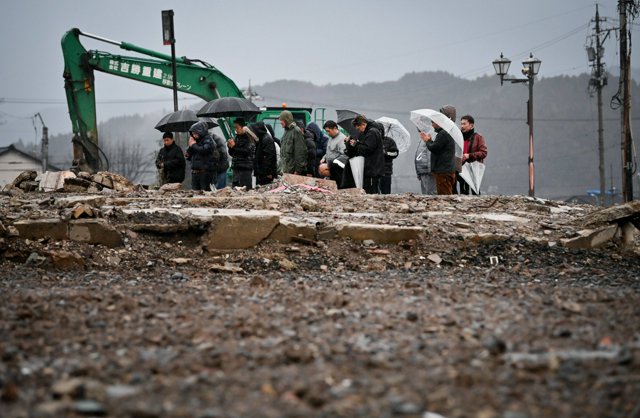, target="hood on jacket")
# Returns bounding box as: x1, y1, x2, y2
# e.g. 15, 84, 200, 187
306, 122, 323, 142
189, 121, 209, 138
250, 122, 269, 139
265, 123, 278, 140
279, 110, 294, 125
